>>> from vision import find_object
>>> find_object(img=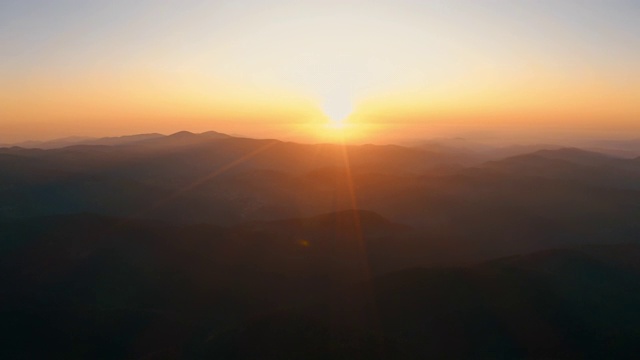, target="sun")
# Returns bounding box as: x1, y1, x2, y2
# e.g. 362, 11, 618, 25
323, 97, 352, 124
319, 100, 351, 140
305, 97, 369, 143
